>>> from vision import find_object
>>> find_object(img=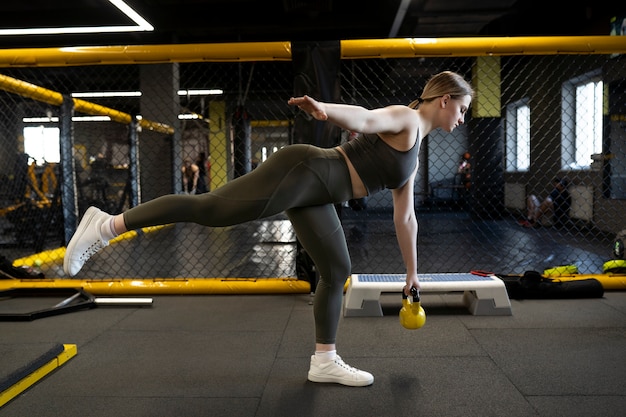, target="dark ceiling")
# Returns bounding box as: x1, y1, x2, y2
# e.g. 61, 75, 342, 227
0, 0, 621, 49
